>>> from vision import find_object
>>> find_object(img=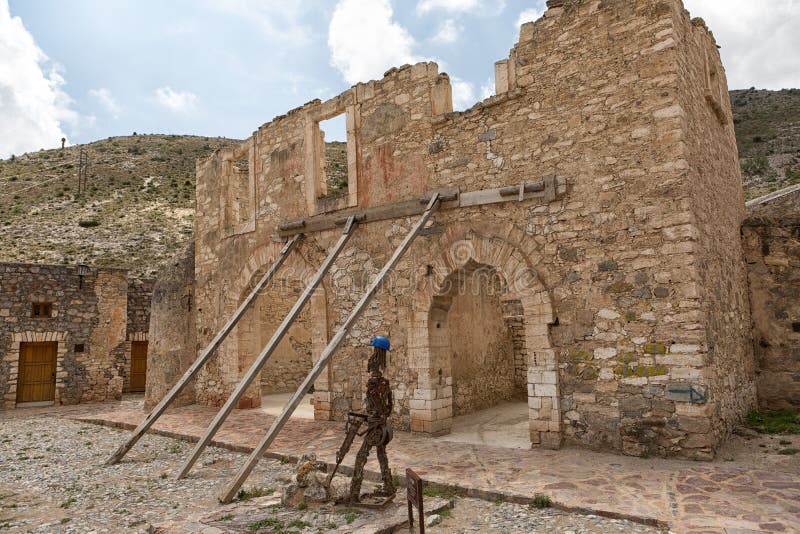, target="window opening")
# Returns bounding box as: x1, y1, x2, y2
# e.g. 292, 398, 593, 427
31, 302, 53, 318
318, 113, 349, 199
